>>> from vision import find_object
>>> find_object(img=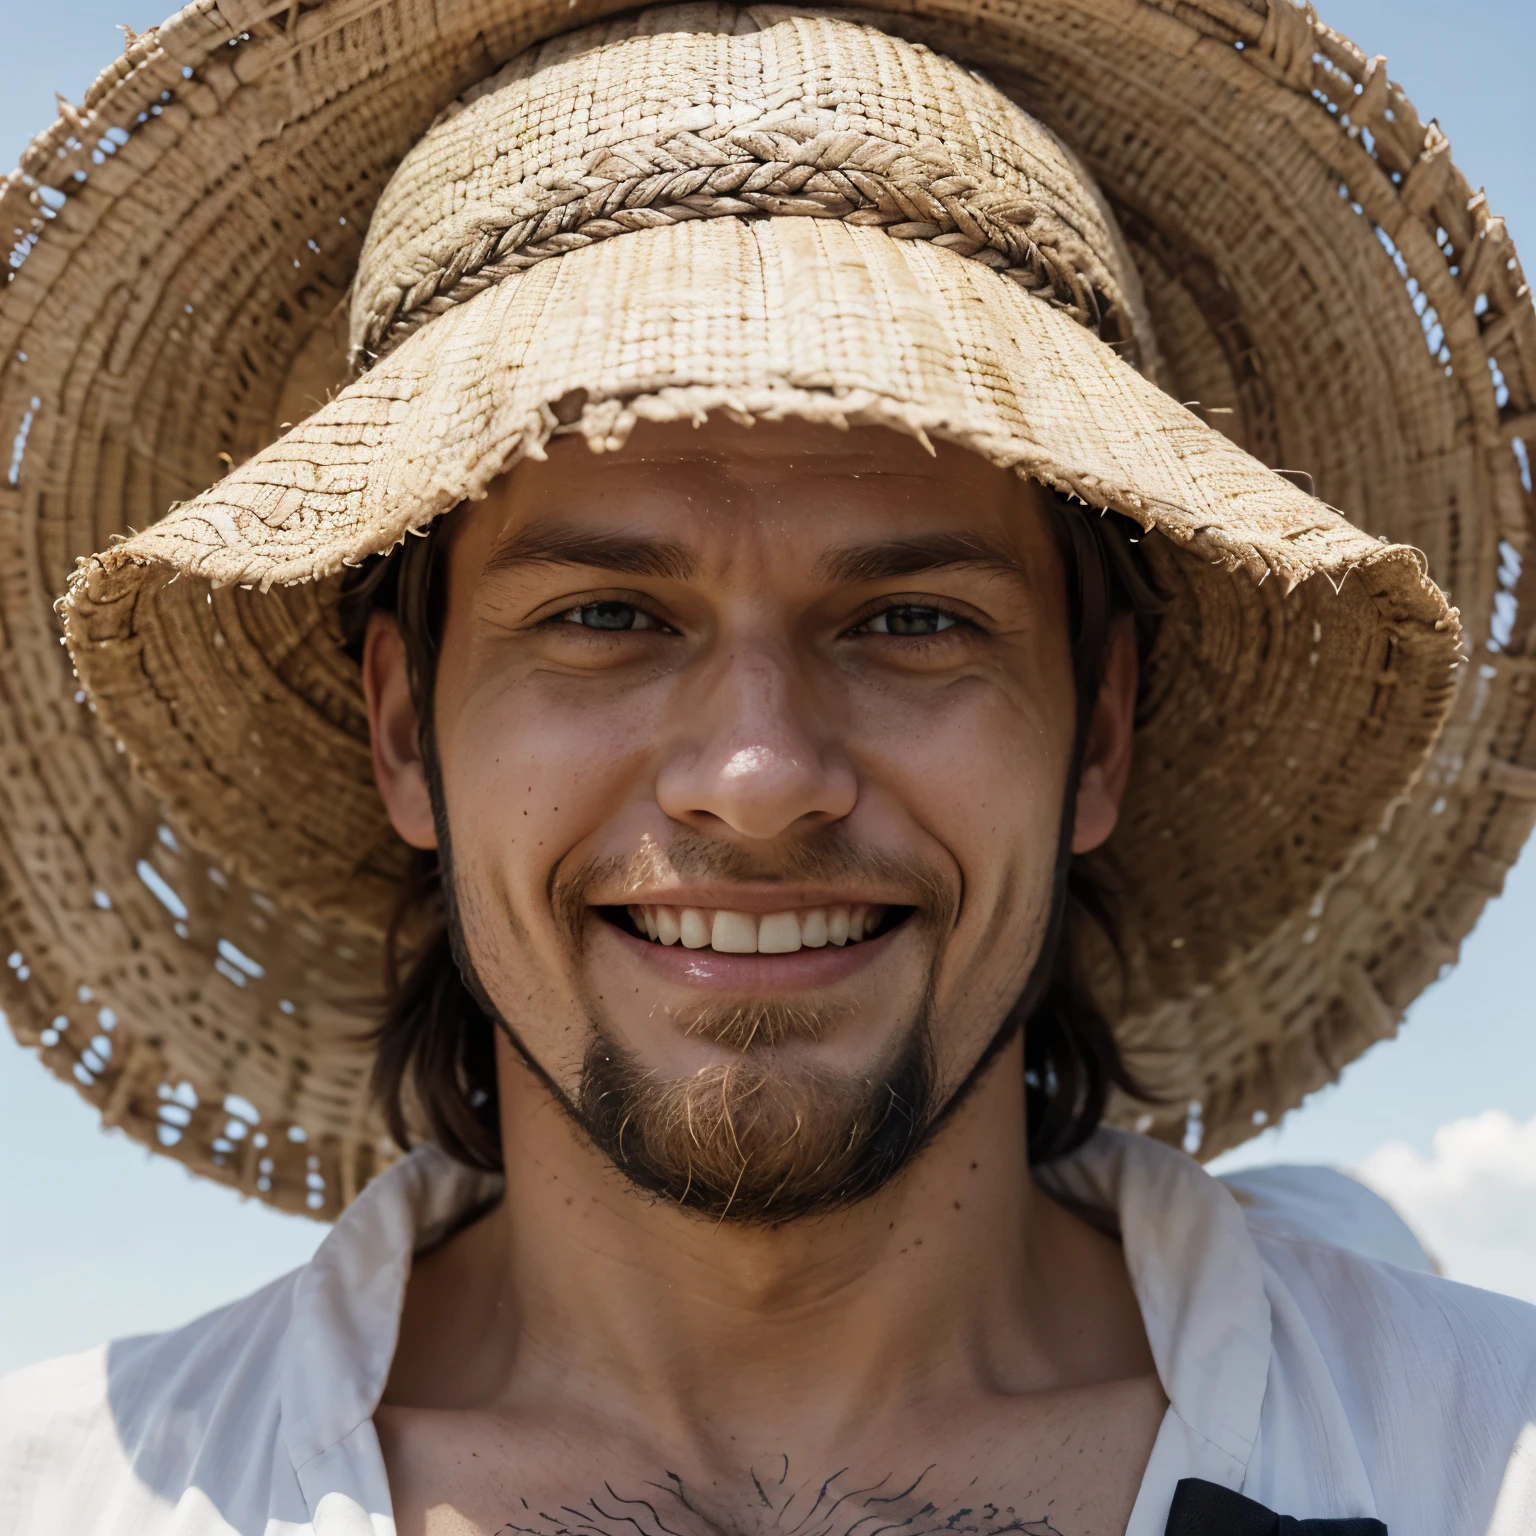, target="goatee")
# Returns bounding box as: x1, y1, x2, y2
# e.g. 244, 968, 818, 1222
575, 1008, 935, 1225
